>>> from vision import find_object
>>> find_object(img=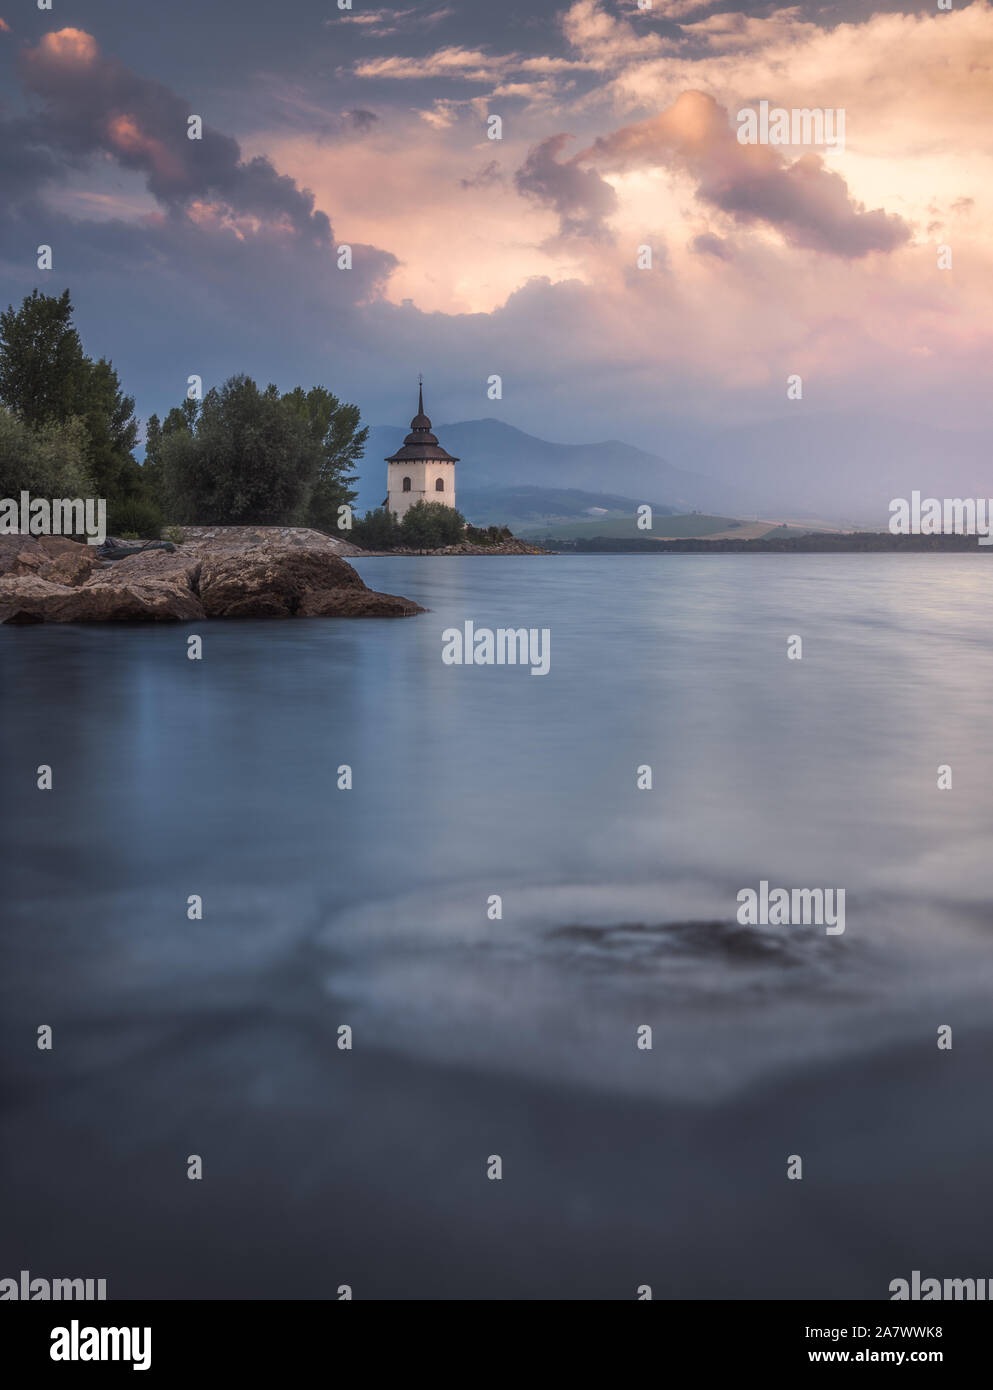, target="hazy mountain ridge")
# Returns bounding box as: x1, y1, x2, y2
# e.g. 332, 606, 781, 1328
456, 485, 680, 527
357, 419, 731, 518
356, 412, 992, 527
